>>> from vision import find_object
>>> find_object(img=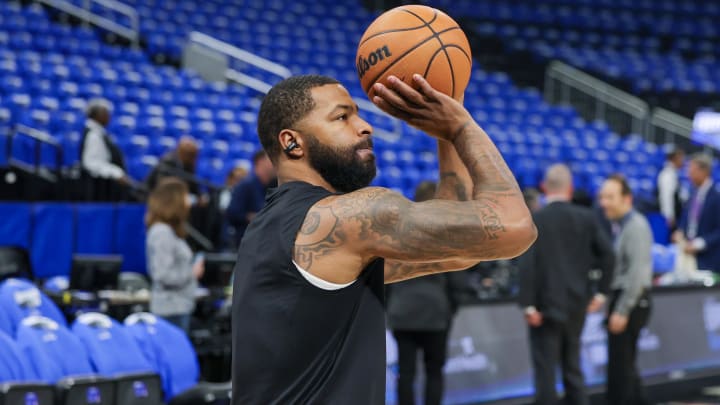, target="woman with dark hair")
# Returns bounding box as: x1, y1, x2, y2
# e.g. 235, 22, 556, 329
145, 177, 203, 332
